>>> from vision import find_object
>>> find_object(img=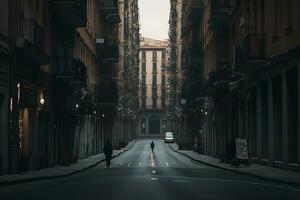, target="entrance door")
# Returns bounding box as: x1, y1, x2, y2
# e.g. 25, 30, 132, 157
149, 116, 160, 135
